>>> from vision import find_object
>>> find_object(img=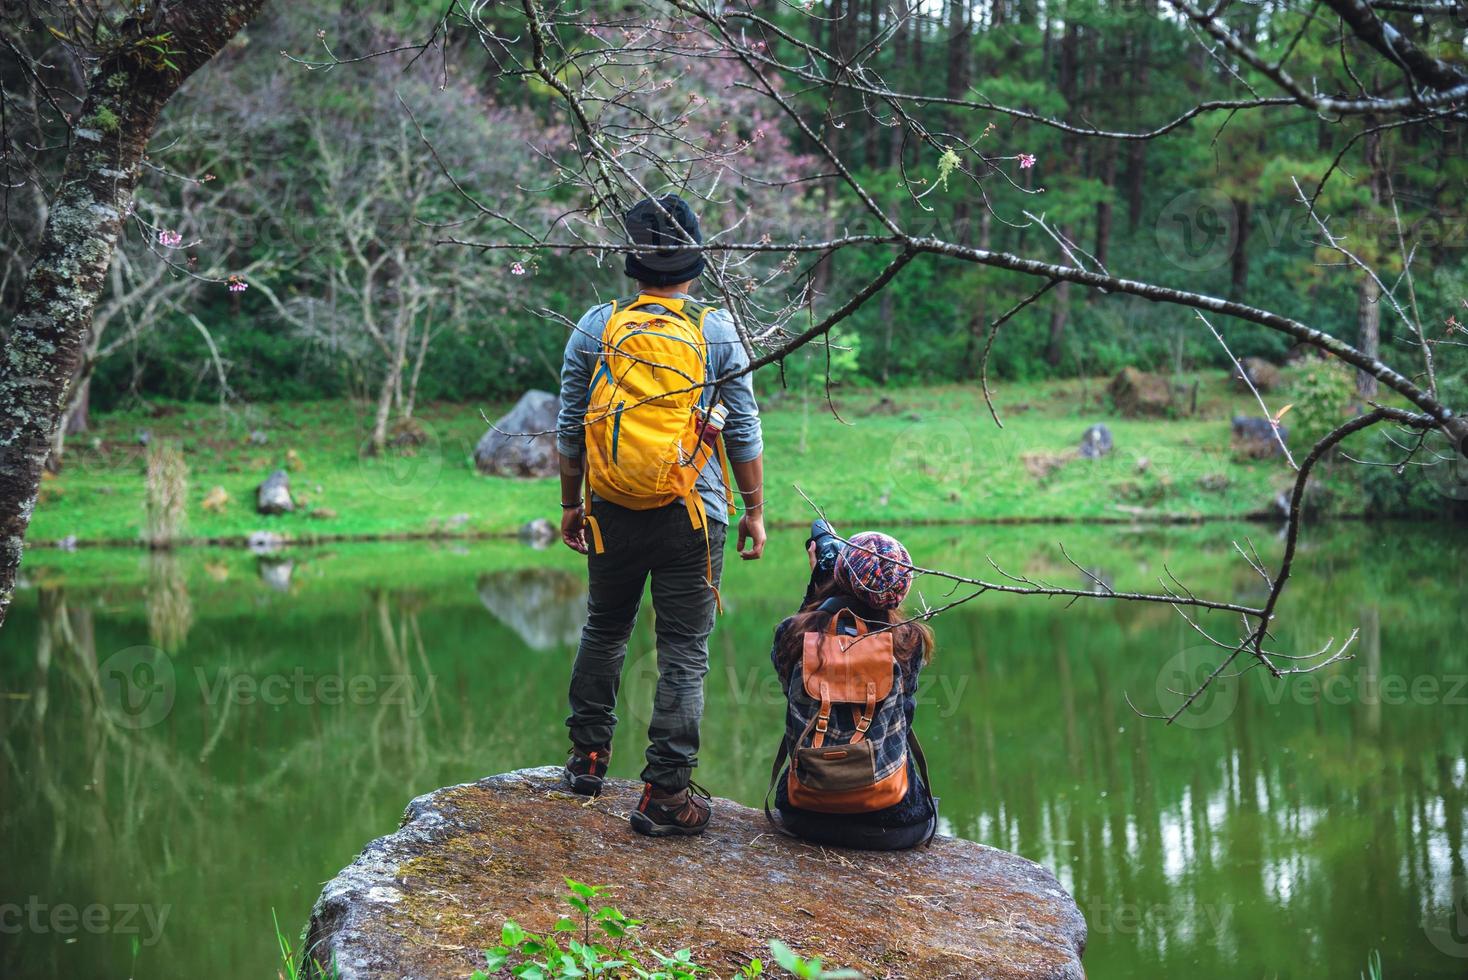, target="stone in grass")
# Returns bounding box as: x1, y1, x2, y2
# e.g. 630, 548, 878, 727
201, 485, 231, 513
1108, 367, 1173, 418
1231, 416, 1289, 459
308, 507, 338, 521
474, 390, 559, 478
519, 517, 556, 548
1198, 473, 1230, 492
1078, 423, 1114, 459
301, 767, 1087, 980
1231, 356, 1283, 393
257, 469, 294, 515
